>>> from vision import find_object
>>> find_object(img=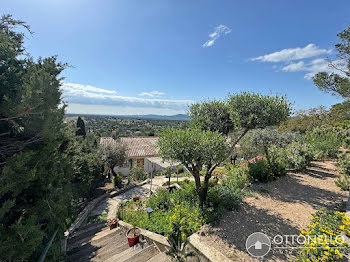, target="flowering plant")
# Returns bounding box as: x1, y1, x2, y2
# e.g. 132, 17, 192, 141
297, 208, 350, 261
285, 142, 313, 171
107, 217, 119, 226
